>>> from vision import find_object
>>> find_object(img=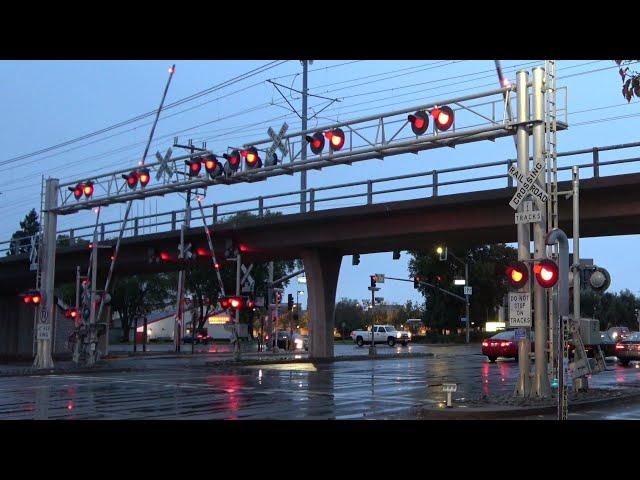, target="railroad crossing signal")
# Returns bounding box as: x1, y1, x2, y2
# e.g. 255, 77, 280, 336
155, 147, 174, 180
178, 242, 193, 260
508, 158, 549, 210
506, 261, 529, 289
533, 259, 559, 288
265, 123, 288, 165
